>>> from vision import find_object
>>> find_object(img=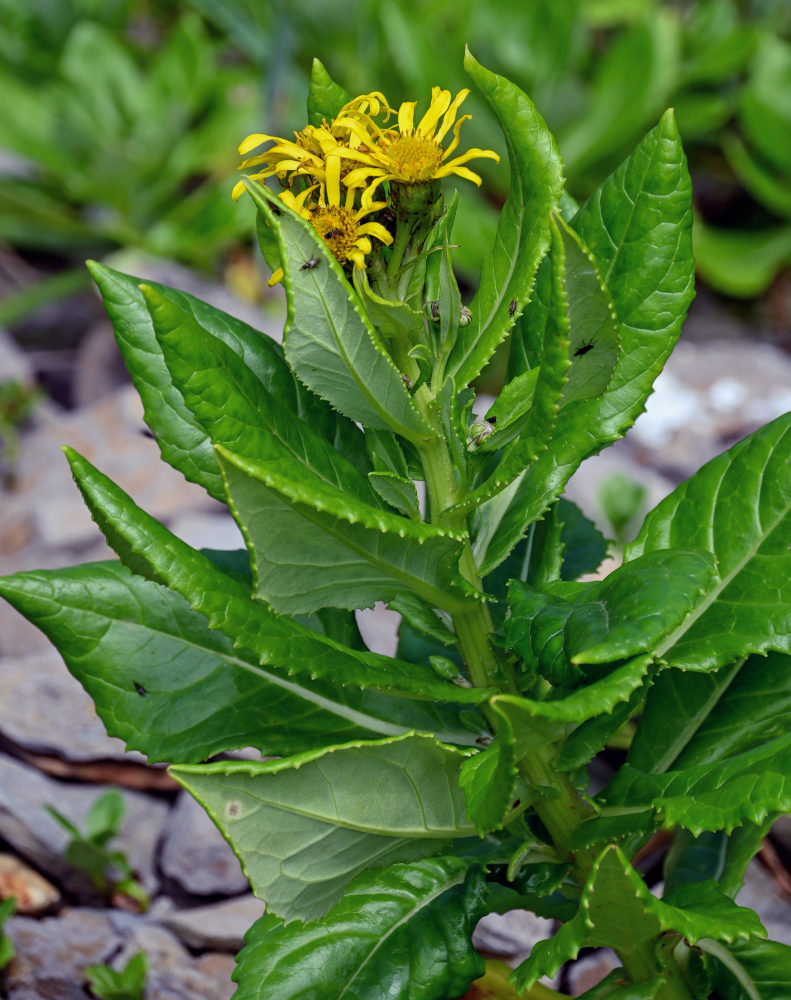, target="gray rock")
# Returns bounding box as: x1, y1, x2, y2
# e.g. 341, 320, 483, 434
566, 949, 619, 996
160, 791, 249, 896
356, 603, 401, 657
146, 952, 236, 1000
0, 753, 167, 896
0, 328, 33, 383
0, 648, 145, 762
5, 908, 120, 999
630, 339, 791, 480
473, 909, 555, 968
13, 385, 220, 549
736, 860, 791, 947
162, 895, 265, 952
